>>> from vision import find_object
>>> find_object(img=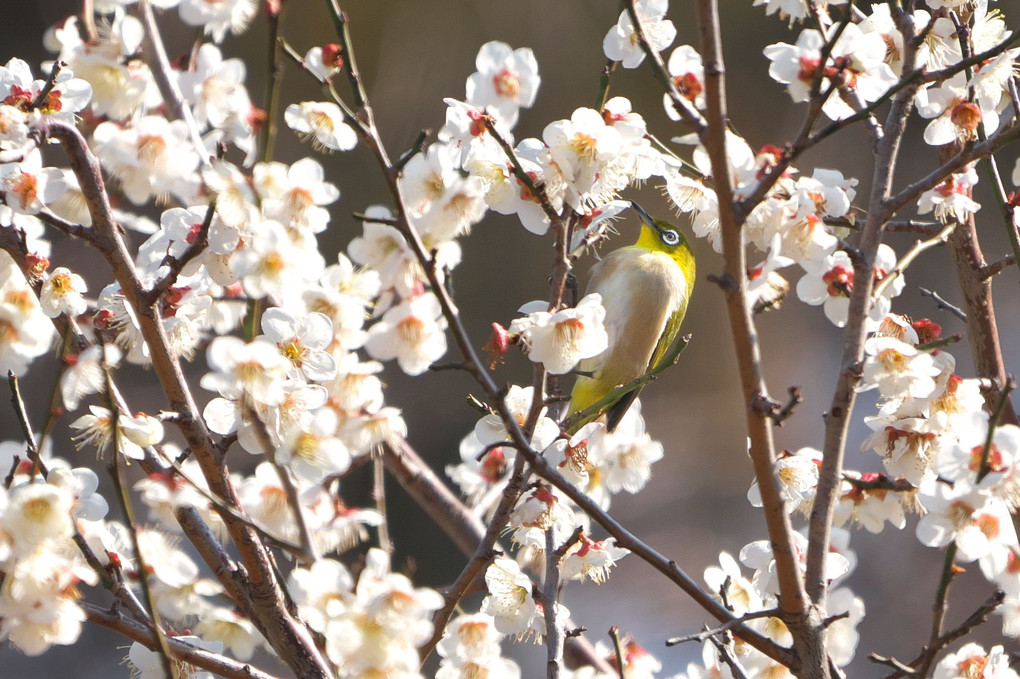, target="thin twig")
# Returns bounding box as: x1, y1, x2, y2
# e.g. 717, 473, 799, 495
7, 371, 46, 478
918, 287, 967, 321
873, 223, 956, 299
137, 0, 210, 166
544, 526, 563, 679
694, 3, 810, 669
666, 609, 777, 646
